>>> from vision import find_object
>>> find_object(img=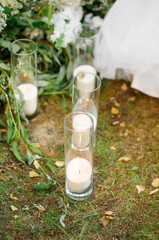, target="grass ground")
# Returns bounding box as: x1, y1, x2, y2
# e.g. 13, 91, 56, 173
0, 80, 159, 240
